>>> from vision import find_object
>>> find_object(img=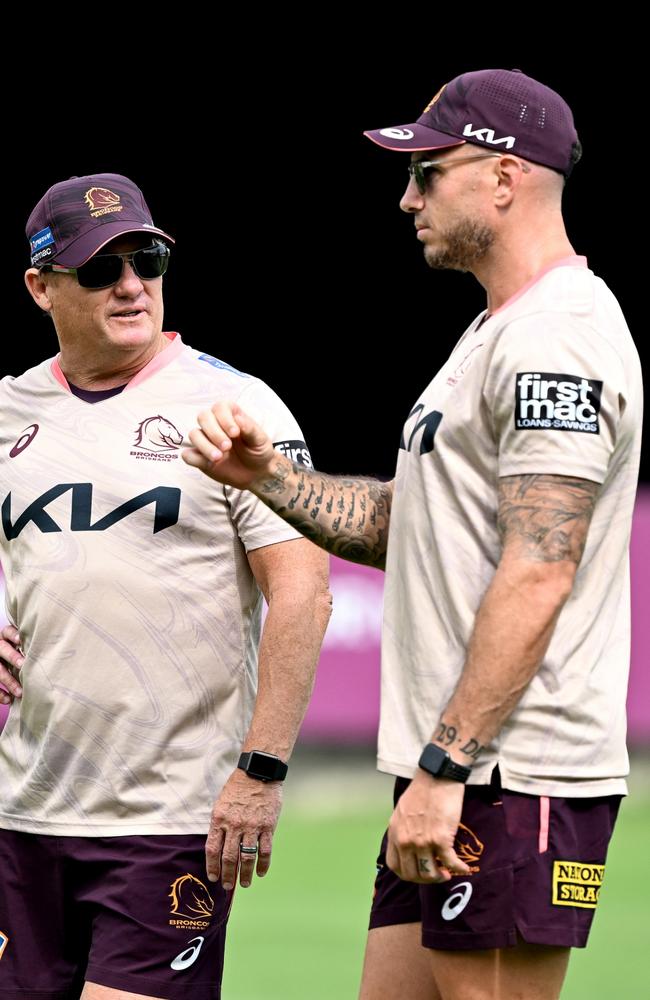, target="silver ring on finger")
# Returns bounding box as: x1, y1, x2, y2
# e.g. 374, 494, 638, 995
239, 844, 258, 855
